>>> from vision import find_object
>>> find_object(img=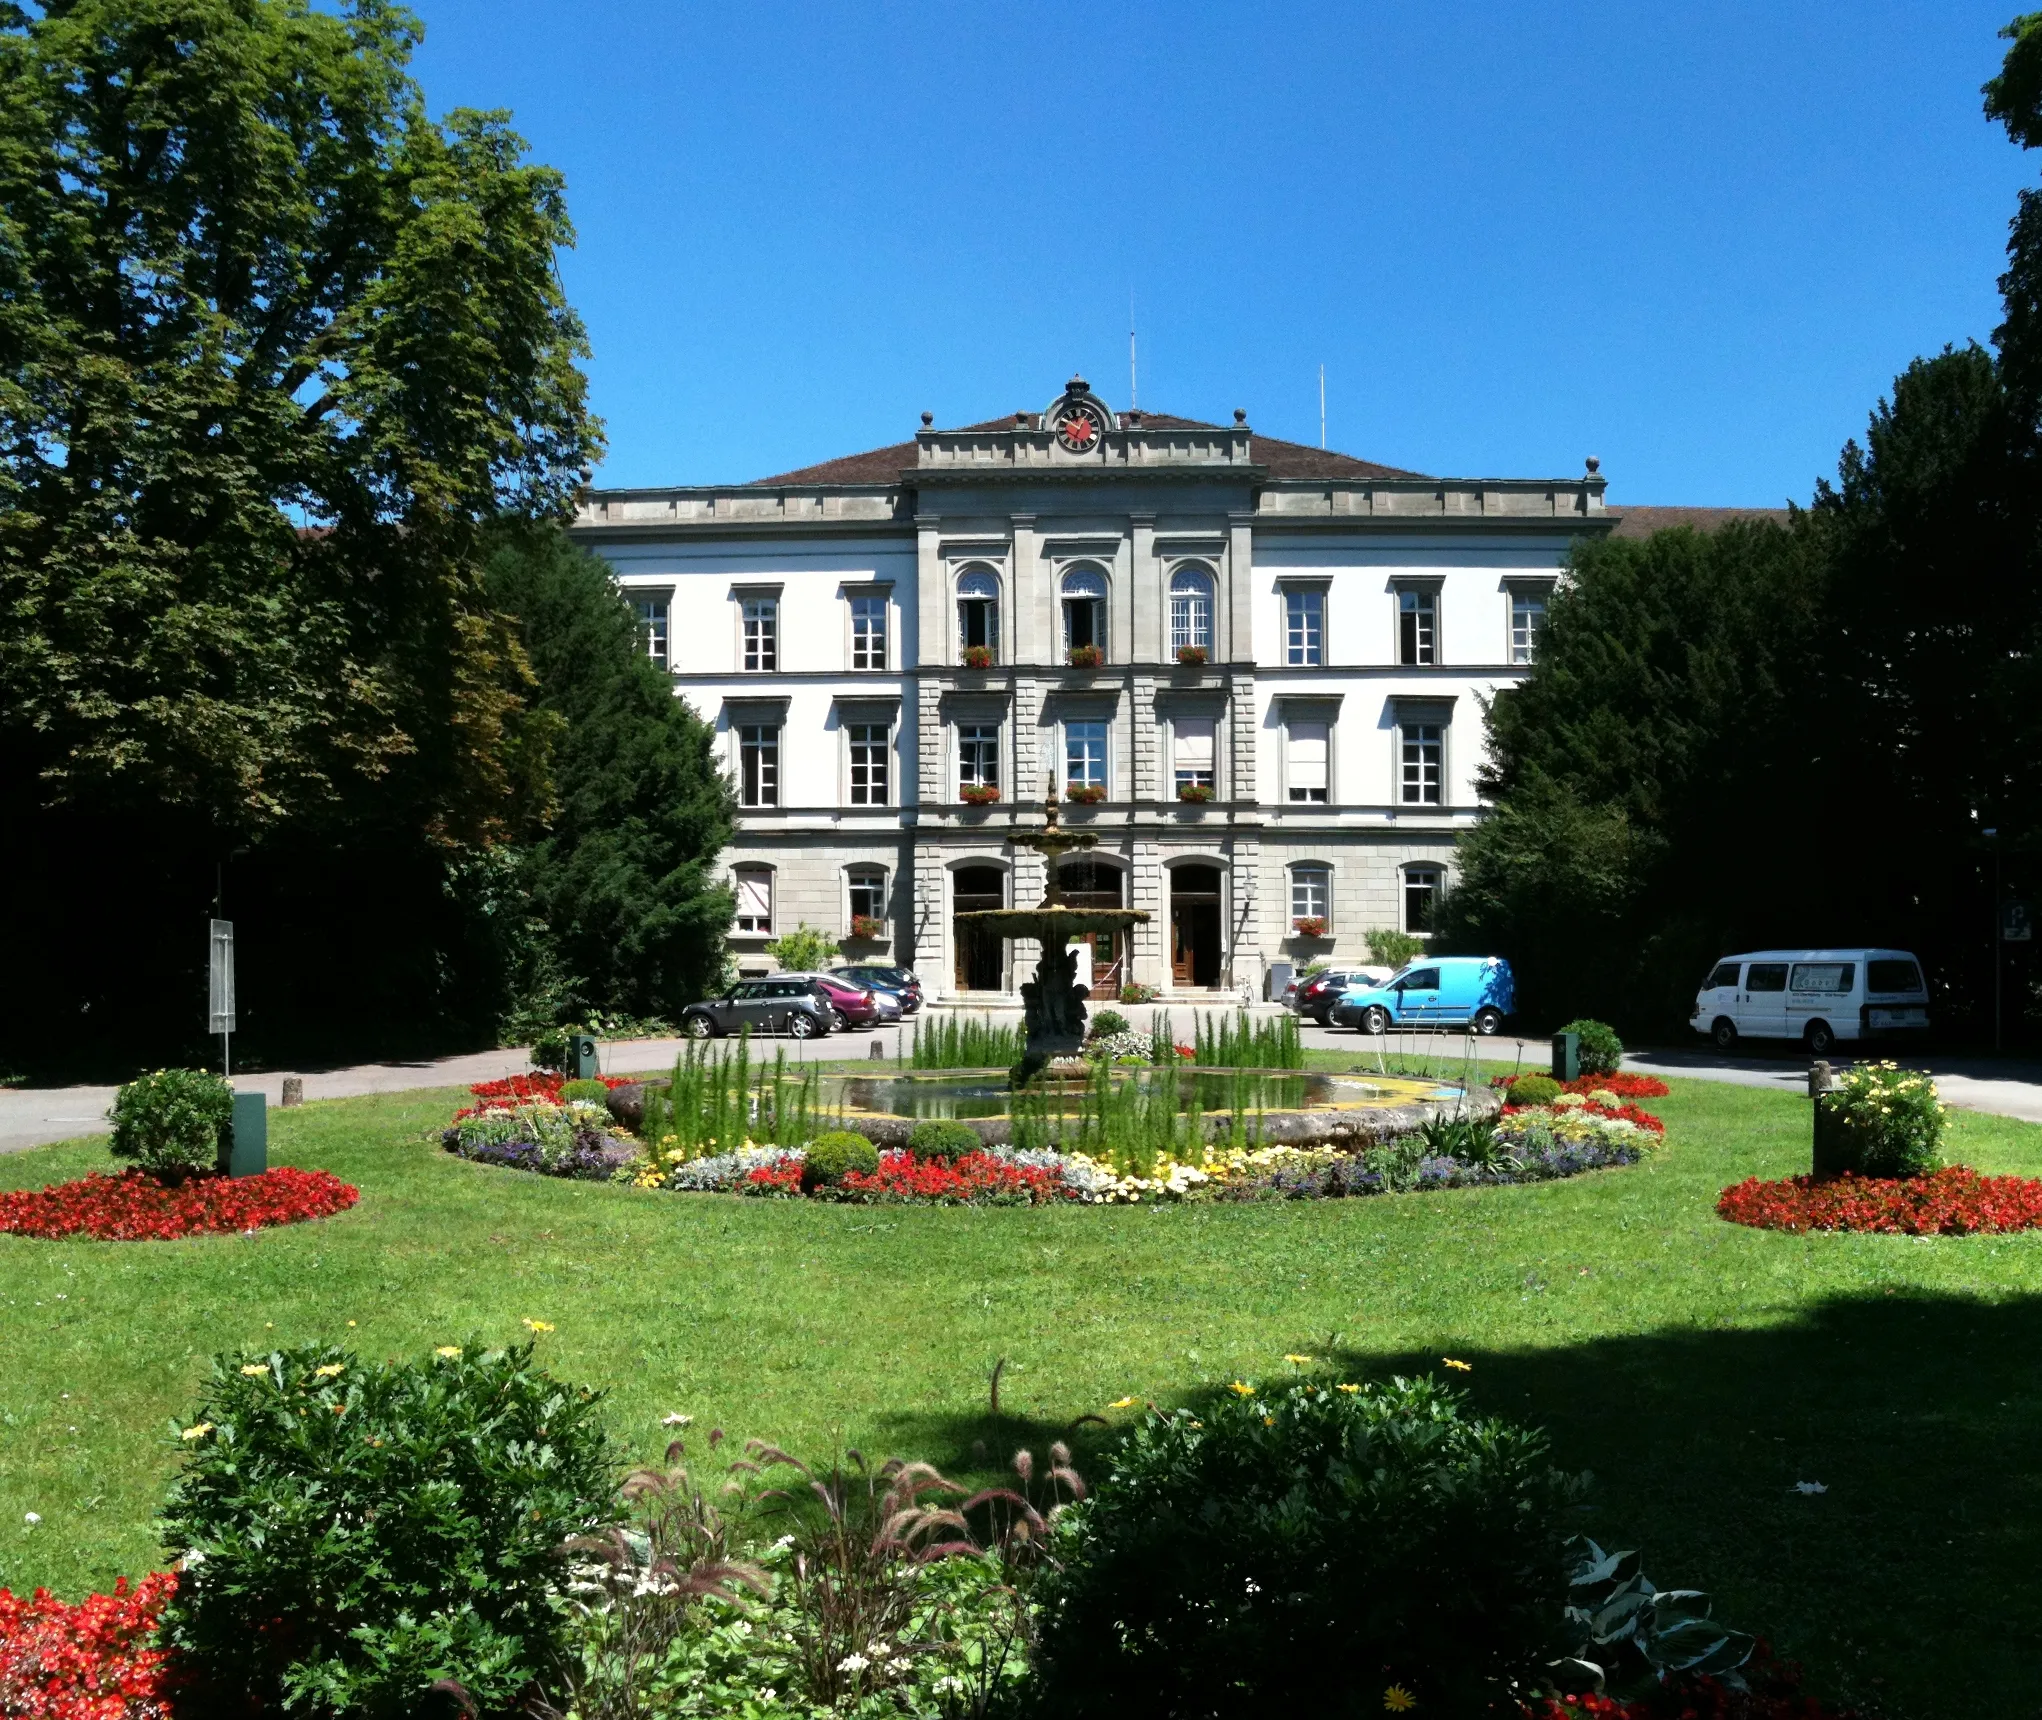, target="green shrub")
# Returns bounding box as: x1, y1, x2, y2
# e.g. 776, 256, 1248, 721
107, 1068, 232, 1178
559, 1077, 610, 1103
1508, 1073, 1563, 1107
1823, 1061, 1945, 1177
158, 1340, 613, 1718
530, 1027, 568, 1071
801, 1131, 879, 1189
1032, 1374, 1579, 1716
1364, 928, 1427, 969
906, 1119, 981, 1163
764, 922, 838, 973
1557, 1018, 1624, 1077
1087, 1009, 1131, 1040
